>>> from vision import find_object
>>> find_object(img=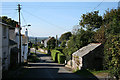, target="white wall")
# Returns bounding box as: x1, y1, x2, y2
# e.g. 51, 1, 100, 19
21, 36, 24, 63
0, 24, 2, 80
23, 45, 28, 62
24, 29, 28, 62
9, 29, 16, 41
15, 27, 20, 63
2, 26, 9, 70
15, 28, 29, 63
